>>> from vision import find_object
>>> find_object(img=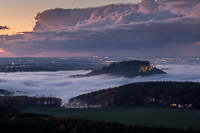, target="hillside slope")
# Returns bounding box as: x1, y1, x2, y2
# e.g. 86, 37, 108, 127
69, 81, 200, 109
